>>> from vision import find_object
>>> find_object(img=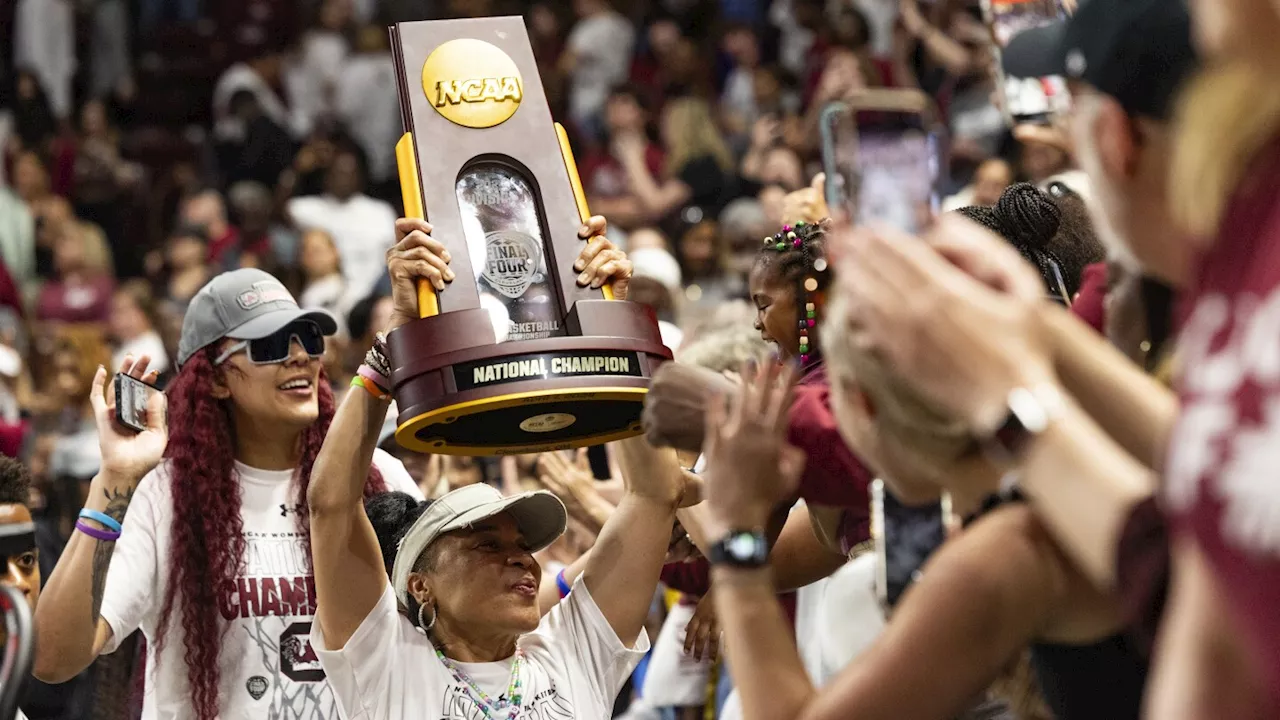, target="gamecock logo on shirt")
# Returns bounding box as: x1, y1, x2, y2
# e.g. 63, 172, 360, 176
280, 621, 324, 683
